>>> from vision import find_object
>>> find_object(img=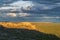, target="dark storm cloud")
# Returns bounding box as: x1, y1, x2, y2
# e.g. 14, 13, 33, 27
0, 0, 60, 22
